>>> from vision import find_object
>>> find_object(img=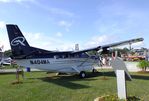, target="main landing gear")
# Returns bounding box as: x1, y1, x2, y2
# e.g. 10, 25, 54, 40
79, 71, 86, 78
